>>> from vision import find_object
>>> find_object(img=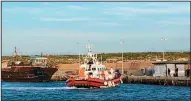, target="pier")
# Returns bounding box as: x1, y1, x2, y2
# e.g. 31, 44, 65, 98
122, 75, 191, 86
